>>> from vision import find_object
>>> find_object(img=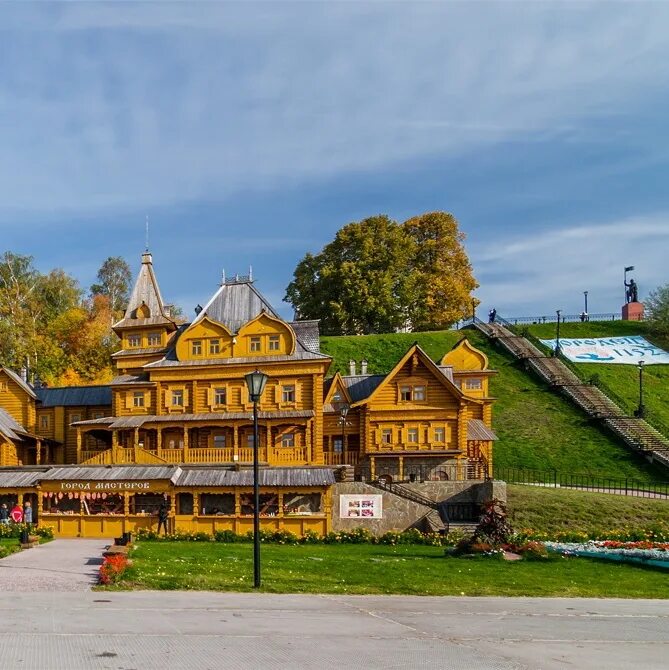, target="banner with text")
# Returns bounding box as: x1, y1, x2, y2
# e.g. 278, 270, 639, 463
539, 336, 669, 365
